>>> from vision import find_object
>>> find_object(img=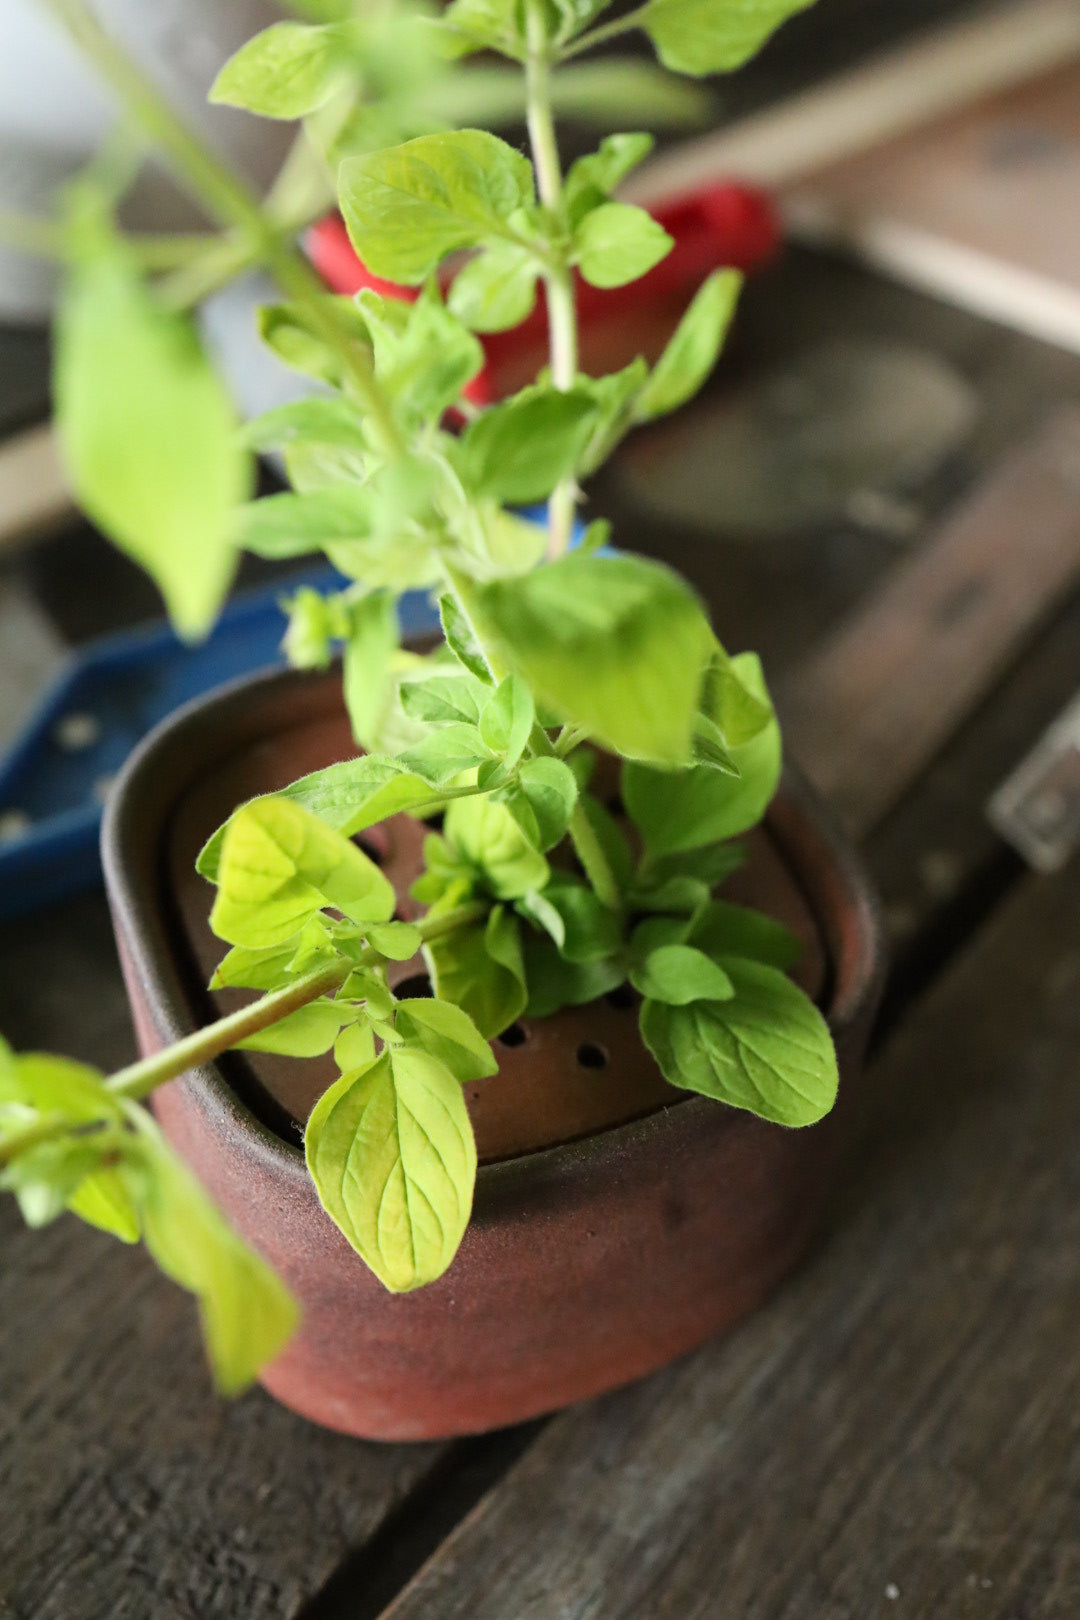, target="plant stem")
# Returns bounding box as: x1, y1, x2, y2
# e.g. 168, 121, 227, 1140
525, 2, 578, 561
0, 903, 487, 1171
568, 802, 623, 912
40, 0, 403, 454
559, 5, 652, 61
106, 962, 349, 1105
